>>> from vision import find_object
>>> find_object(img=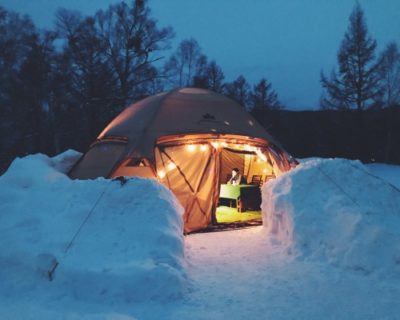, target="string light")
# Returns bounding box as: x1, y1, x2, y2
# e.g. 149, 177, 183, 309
167, 162, 176, 171
256, 149, 267, 162
186, 144, 196, 152
211, 141, 220, 149
200, 144, 208, 152
158, 170, 166, 179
